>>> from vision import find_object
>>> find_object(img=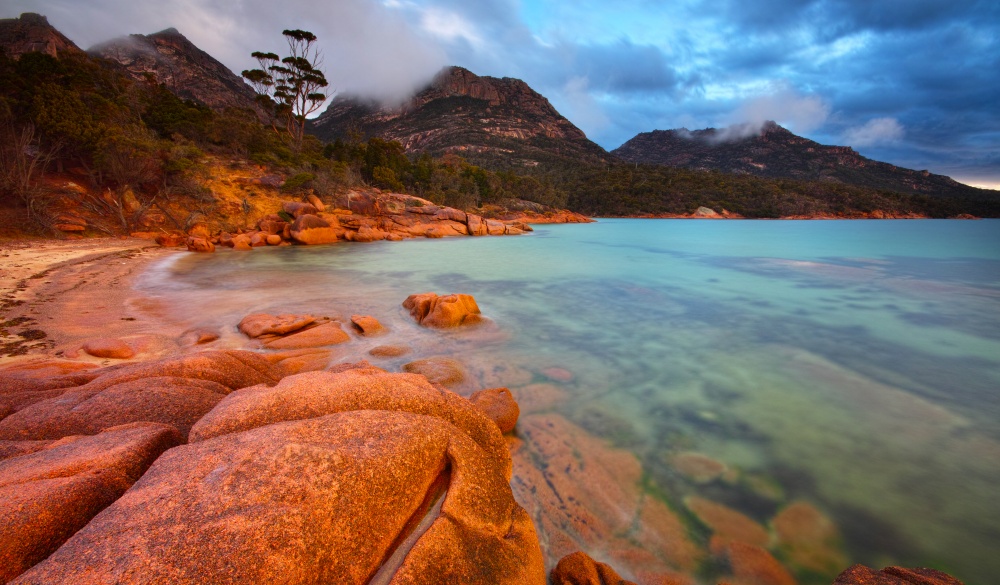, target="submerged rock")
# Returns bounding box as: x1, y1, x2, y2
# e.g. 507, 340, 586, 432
685, 496, 770, 548
772, 501, 847, 575
403, 292, 484, 328
670, 451, 728, 484
403, 357, 466, 388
